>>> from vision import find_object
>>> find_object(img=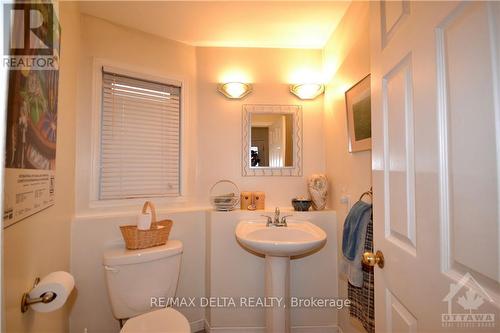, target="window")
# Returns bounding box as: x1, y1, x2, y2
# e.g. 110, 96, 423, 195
99, 69, 181, 200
